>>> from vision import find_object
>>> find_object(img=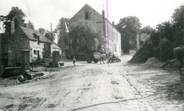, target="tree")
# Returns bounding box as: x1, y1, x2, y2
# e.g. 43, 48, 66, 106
158, 37, 173, 61
56, 18, 70, 33
4, 7, 25, 34
56, 17, 70, 51
141, 26, 154, 34
130, 5, 184, 63
38, 28, 46, 35
45, 31, 55, 42
67, 25, 100, 59
116, 16, 141, 53
172, 5, 184, 46
26, 21, 34, 29
139, 26, 155, 46
172, 5, 184, 25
